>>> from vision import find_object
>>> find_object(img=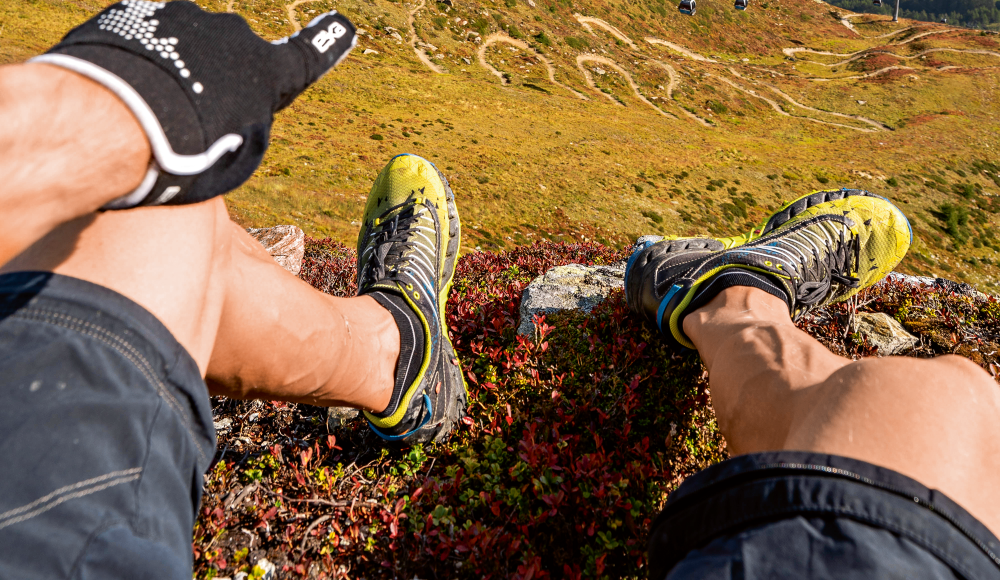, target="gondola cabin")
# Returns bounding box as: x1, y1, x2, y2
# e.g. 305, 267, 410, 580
734, 0, 748, 10
679, 0, 696, 14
